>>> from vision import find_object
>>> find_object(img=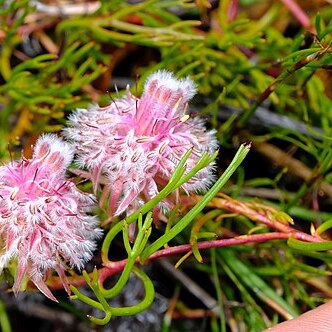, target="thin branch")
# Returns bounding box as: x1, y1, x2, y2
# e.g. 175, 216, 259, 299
46, 231, 307, 290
